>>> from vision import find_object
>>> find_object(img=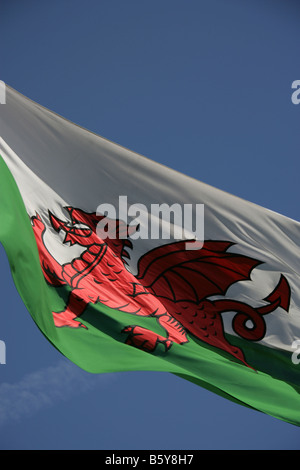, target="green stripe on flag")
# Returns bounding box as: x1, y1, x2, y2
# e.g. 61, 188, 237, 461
0, 155, 58, 339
